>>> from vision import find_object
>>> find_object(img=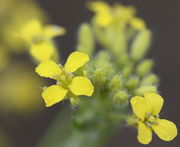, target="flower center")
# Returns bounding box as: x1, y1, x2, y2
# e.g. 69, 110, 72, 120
144, 113, 158, 127
56, 69, 73, 89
